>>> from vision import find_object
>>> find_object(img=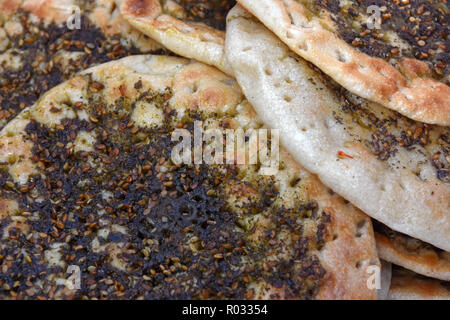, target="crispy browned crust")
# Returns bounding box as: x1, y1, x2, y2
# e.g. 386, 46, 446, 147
311, 180, 379, 299
388, 269, 450, 300
0, 0, 75, 24
376, 233, 450, 281
237, 0, 450, 125
0, 0, 22, 22
120, 0, 233, 75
